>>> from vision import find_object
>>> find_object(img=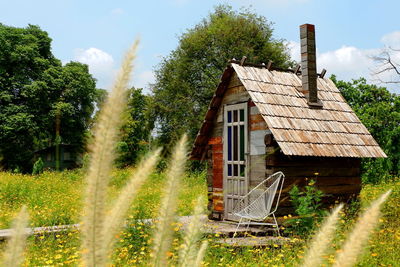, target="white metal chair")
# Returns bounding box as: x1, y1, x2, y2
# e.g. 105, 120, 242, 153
232, 171, 285, 236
